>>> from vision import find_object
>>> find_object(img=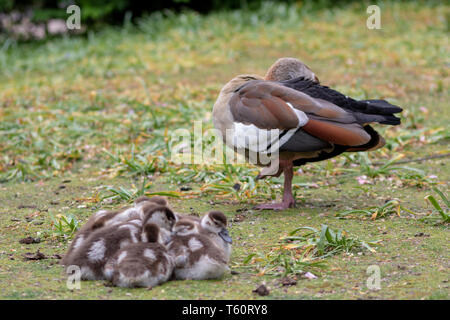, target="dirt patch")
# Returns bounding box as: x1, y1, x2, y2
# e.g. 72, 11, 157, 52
253, 284, 270, 296
22, 250, 47, 261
